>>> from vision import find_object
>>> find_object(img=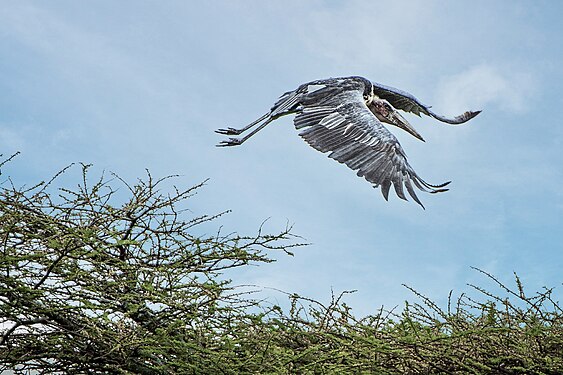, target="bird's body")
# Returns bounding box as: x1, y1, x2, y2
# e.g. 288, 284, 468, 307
217, 76, 480, 208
